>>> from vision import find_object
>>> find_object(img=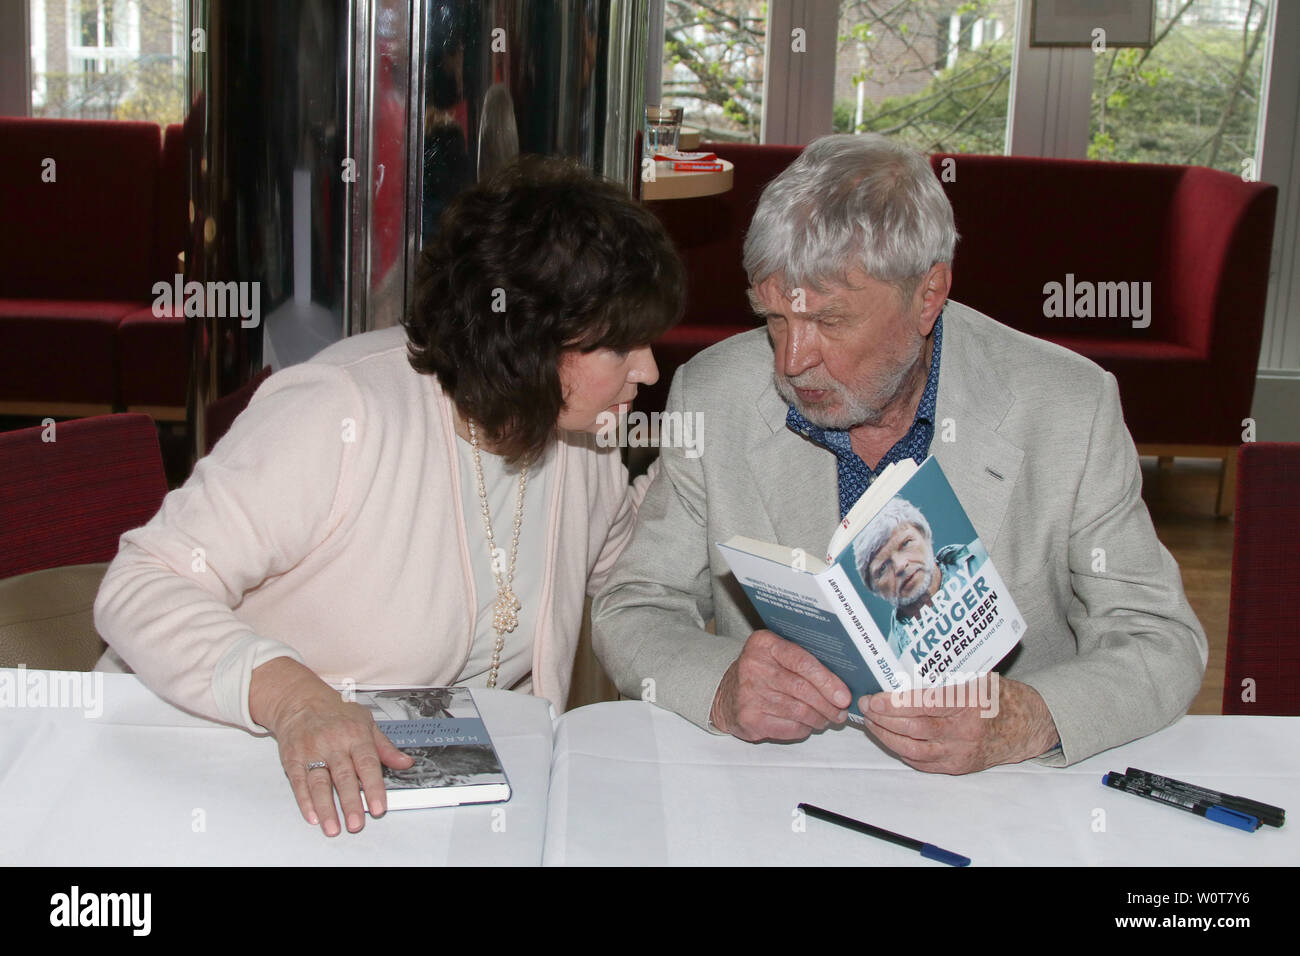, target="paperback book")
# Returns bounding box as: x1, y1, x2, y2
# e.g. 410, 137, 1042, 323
717, 456, 1023, 721
355, 686, 511, 810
